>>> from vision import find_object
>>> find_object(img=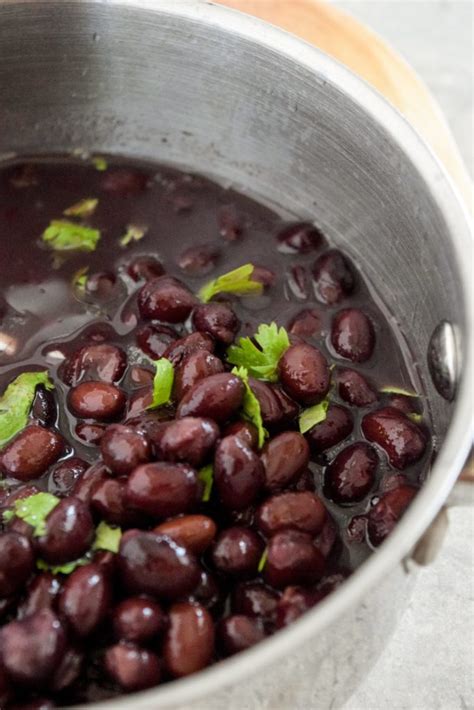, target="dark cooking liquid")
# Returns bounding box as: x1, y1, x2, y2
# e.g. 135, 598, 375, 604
0, 157, 431, 706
